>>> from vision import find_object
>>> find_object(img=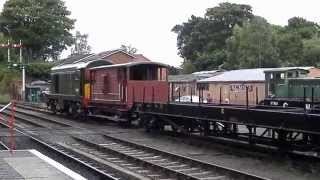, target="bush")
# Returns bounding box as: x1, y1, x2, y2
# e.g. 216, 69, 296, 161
0, 94, 10, 104
0, 64, 20, 101
26, 63, 54, 80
